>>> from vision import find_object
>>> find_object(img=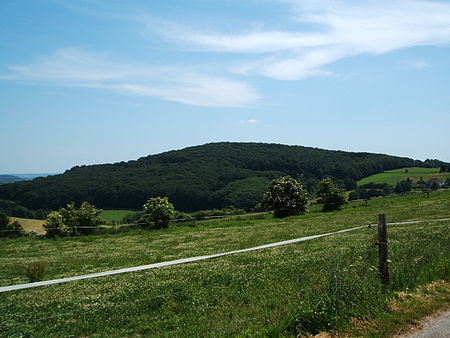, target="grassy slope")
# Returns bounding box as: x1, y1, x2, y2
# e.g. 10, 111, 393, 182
0, 191, 449, 336
100, 209, 139, 223
358, 167, 450, 185
10, 217, 45, 234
